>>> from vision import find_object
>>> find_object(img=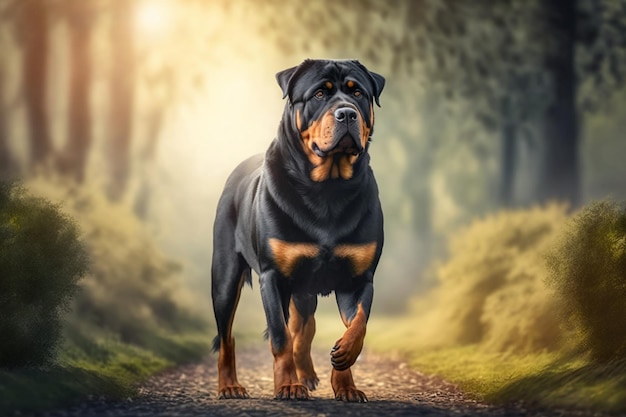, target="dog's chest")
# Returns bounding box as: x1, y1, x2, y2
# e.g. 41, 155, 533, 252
268, 238, 376, 294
